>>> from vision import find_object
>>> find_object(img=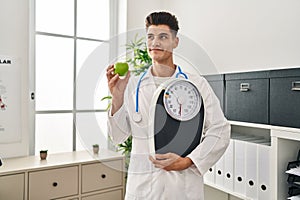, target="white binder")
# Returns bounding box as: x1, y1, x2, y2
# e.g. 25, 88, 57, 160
223, 139, 234, 191
234, 139, 247, 195
245, 141, 258, 199
215, 152, 225, 187
245, 139, 269, 199
258, 144, 271, 199
204, 165, 215, 184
